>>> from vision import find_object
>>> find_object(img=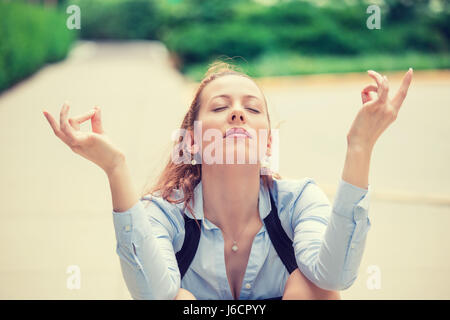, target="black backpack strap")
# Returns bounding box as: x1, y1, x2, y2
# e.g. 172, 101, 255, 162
175, 189, 298, 283
264, 190, 299, 274
175, 214, 202, 279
